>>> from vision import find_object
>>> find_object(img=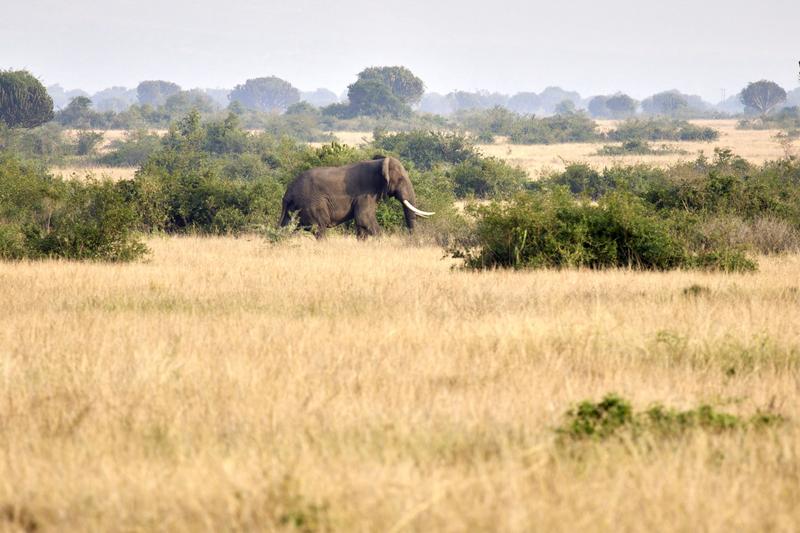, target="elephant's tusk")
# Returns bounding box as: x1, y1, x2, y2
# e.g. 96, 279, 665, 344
402, 200, 435, 218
